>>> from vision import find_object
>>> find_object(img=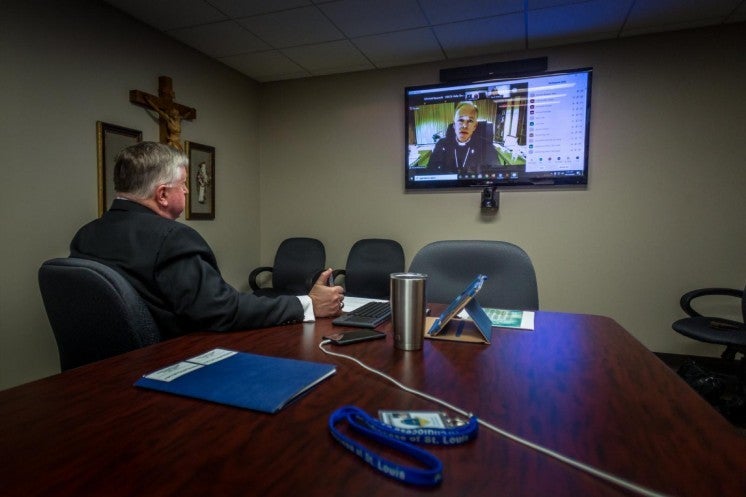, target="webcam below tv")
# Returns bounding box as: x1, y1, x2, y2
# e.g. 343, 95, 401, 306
405, 66, 592, 193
